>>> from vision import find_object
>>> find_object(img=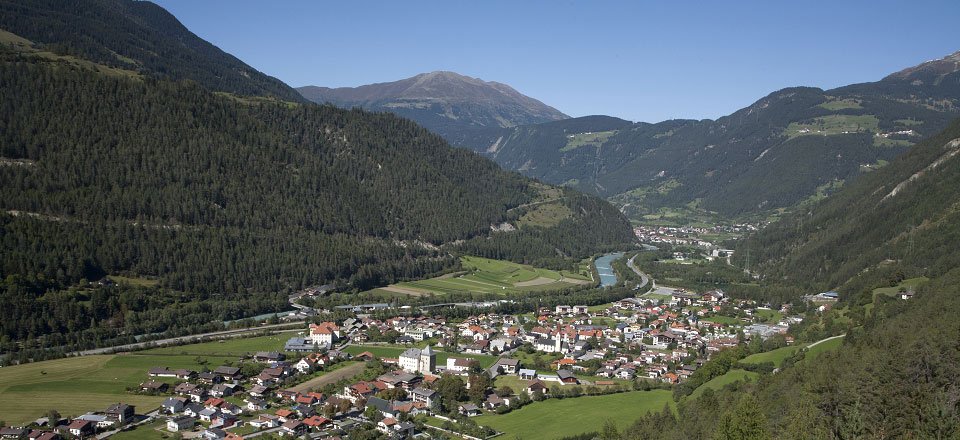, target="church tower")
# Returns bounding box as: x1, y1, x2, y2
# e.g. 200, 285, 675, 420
420, 345, 437, 373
